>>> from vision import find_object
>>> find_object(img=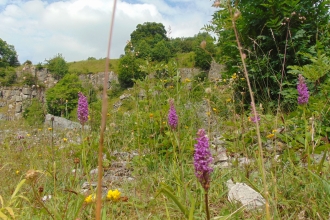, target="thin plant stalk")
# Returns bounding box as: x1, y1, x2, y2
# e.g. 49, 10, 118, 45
31, 183, 55, 220
204, 192, 210, 220
50, 117, 56, 198
303, 106, 311, 168
95, 0, 117, 219
230, 6, 271, 220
